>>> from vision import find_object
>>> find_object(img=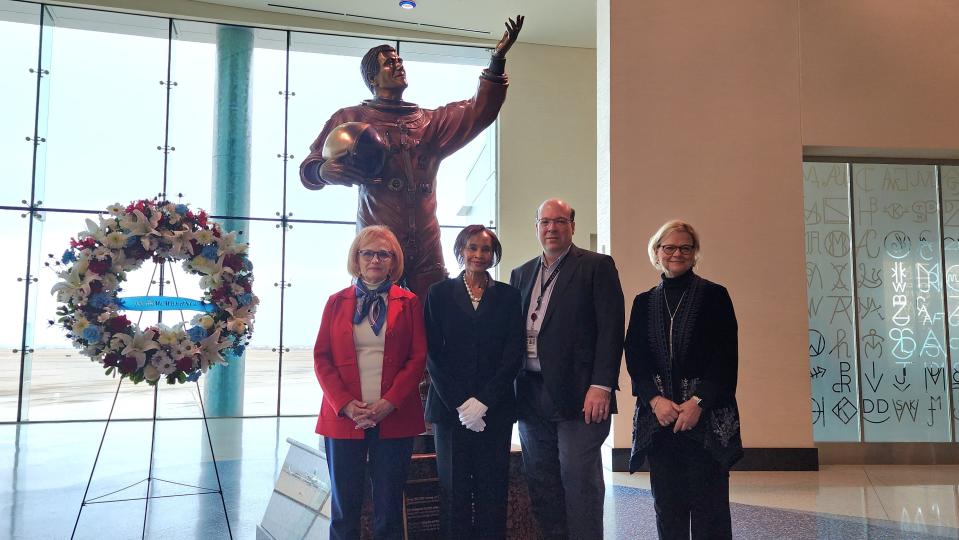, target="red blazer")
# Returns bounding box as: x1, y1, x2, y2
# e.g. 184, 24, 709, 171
313, 284, 427, 439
